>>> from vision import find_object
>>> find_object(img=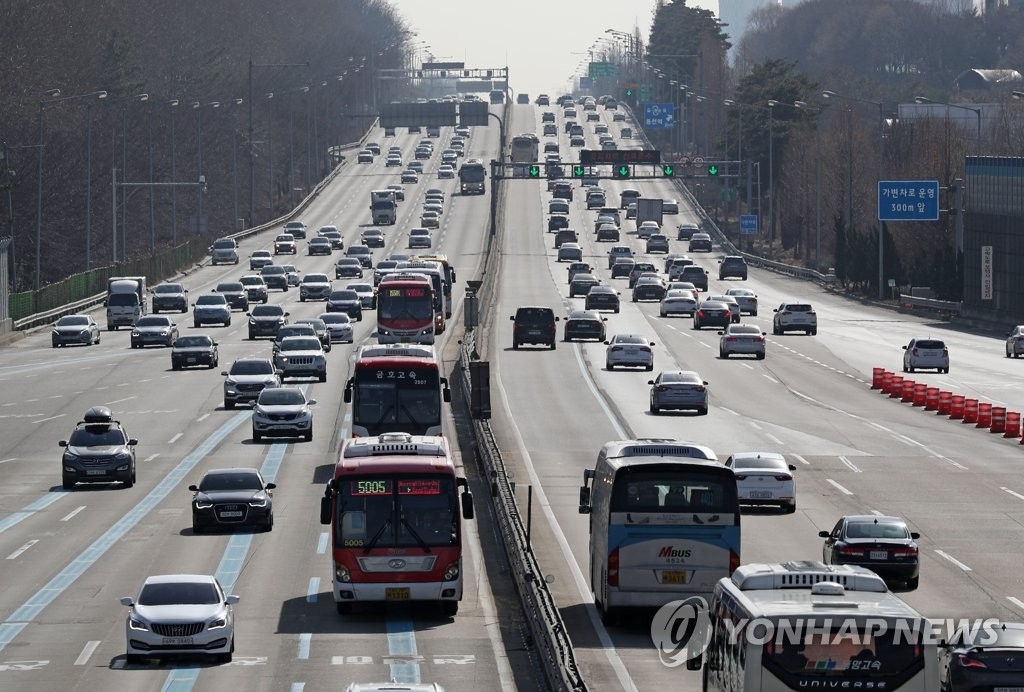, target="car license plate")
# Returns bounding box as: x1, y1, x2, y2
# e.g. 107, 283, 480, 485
750, 491, 773, 499
994, 688, 1024, 692
86, 469, 107, 476
870, 550, 888, 560
661, 571, 687, 585
186, 357, 197, 363
220, 511, 243, 518
385, 588, 410, 601
162, 637, 194, 646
